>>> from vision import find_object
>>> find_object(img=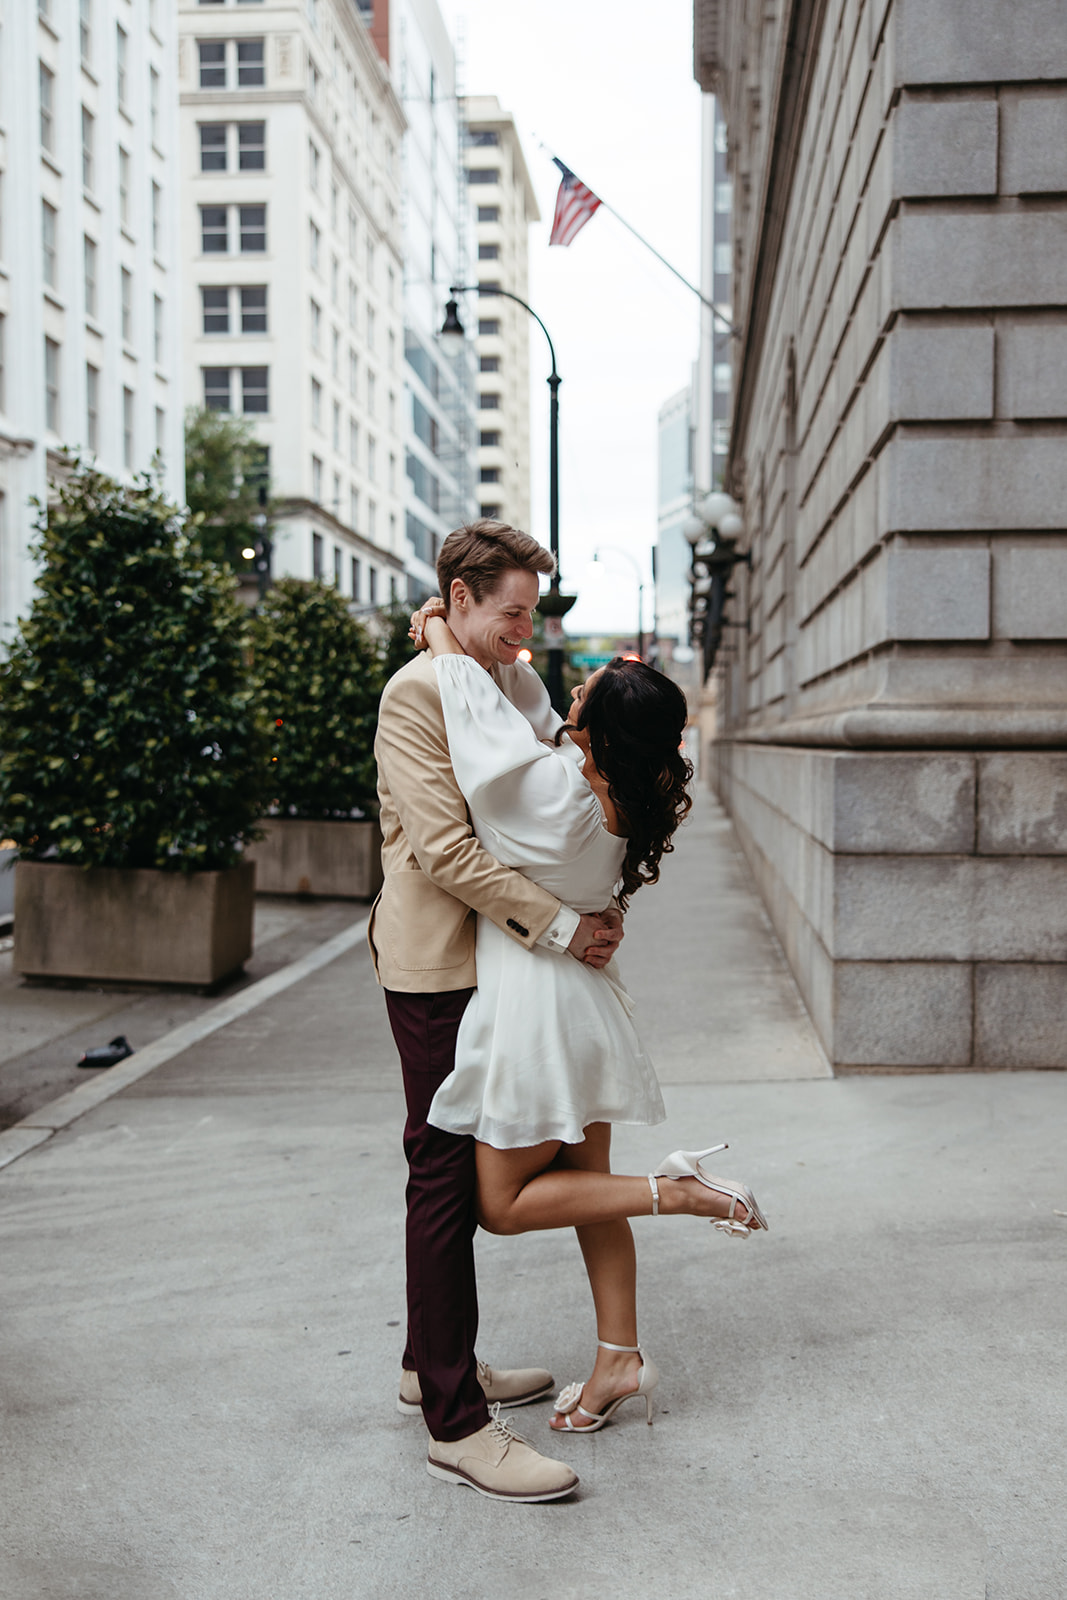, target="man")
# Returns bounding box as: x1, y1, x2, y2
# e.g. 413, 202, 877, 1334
369, 520, 622, 1502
